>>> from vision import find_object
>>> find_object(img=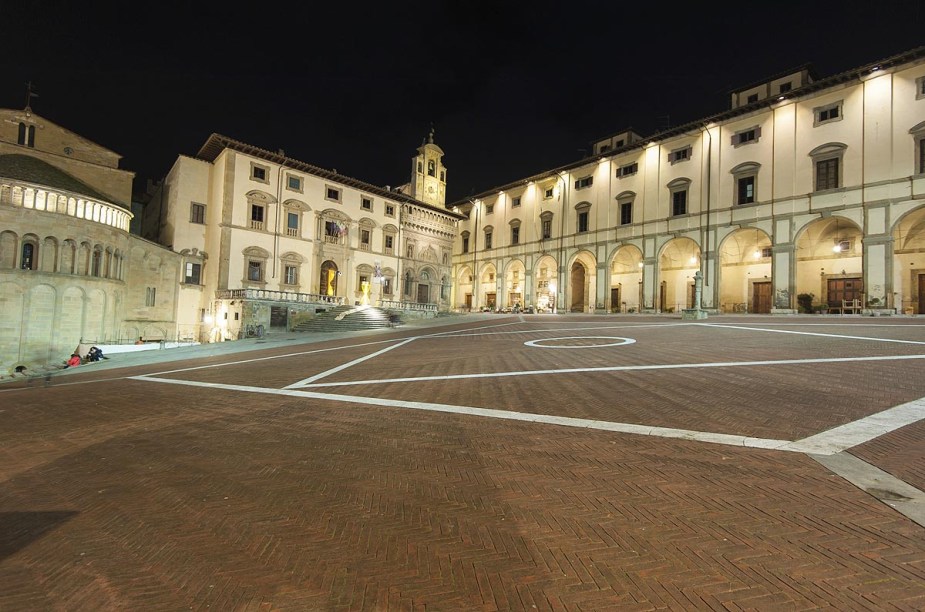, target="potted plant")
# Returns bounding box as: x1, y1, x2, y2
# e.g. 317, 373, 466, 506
797, 293, 814, 314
